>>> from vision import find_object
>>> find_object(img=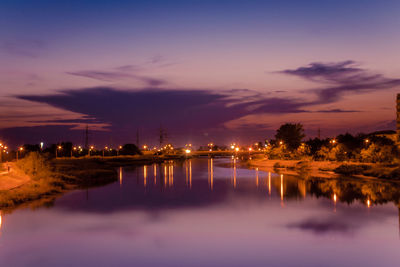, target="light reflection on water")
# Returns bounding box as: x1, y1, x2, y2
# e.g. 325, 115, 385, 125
1, 158, 400, 267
